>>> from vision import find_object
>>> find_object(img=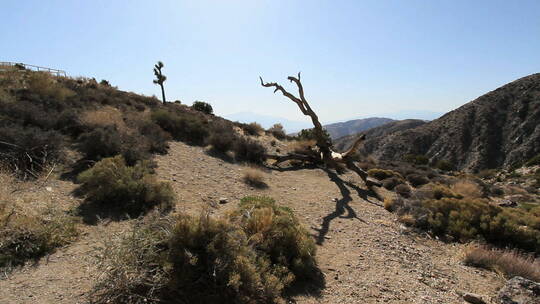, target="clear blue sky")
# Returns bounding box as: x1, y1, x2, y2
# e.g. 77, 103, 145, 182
2, 0, 539, 123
